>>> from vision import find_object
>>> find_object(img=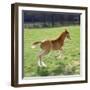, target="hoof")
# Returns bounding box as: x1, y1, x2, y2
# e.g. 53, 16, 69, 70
41, 62, 47, 67
37, 61, 42, 67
